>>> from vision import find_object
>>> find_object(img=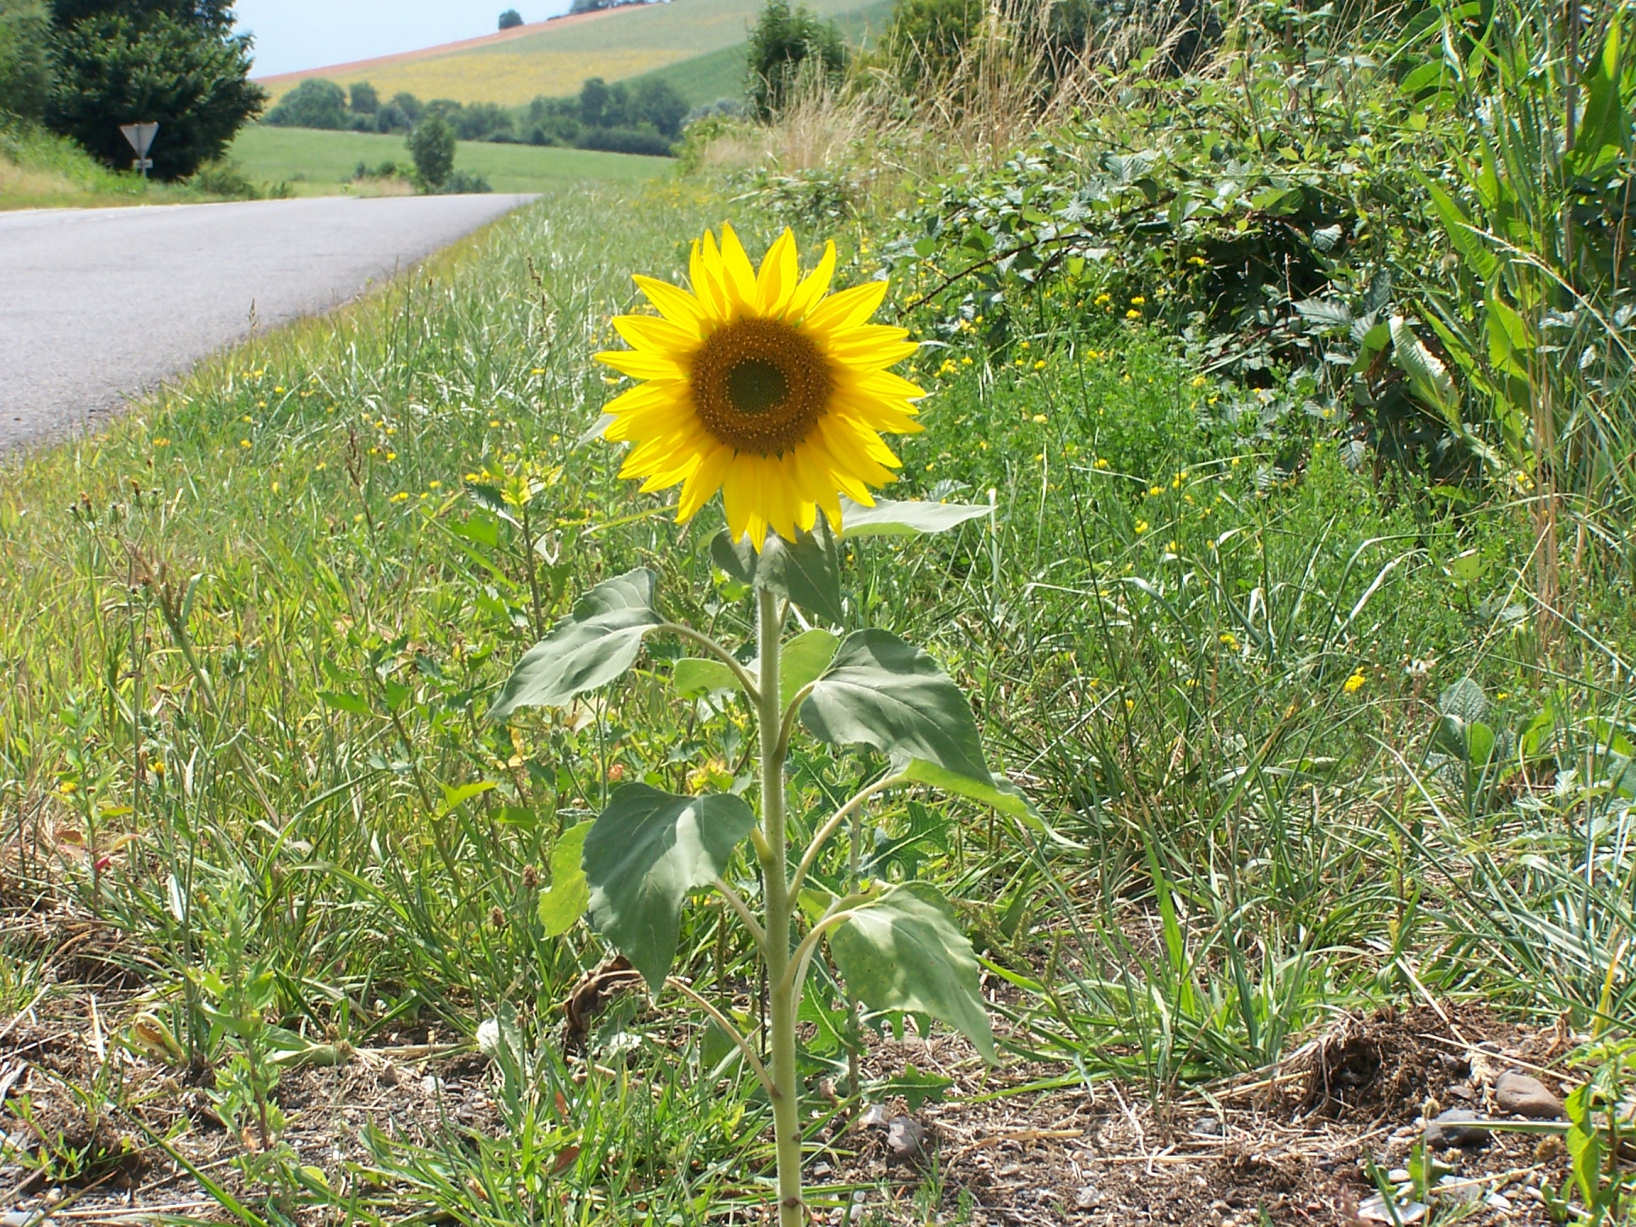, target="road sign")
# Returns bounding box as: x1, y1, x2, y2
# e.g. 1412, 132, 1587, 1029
119, 122, 159, 176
